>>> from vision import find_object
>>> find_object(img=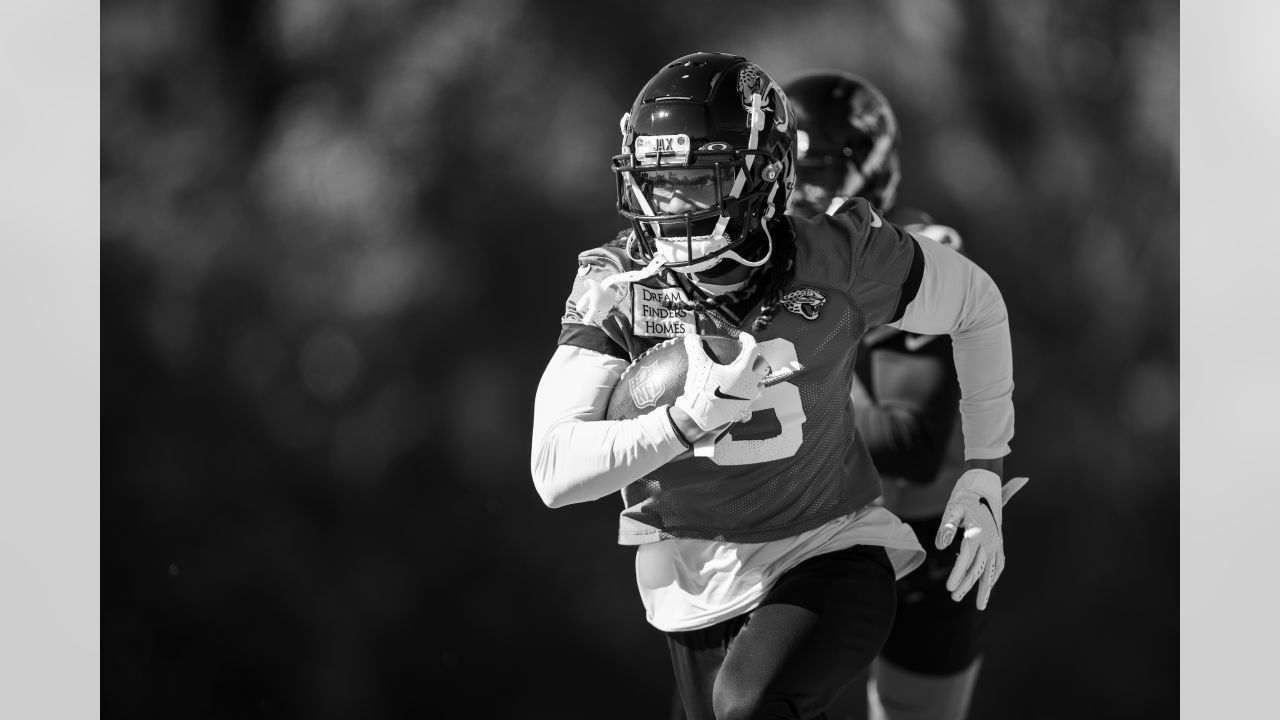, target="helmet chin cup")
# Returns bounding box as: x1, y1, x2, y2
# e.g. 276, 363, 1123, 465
656, 222, 775, 295
653, 235, 731, 274
649, 220, 773, 275
690, 275, 749, 294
